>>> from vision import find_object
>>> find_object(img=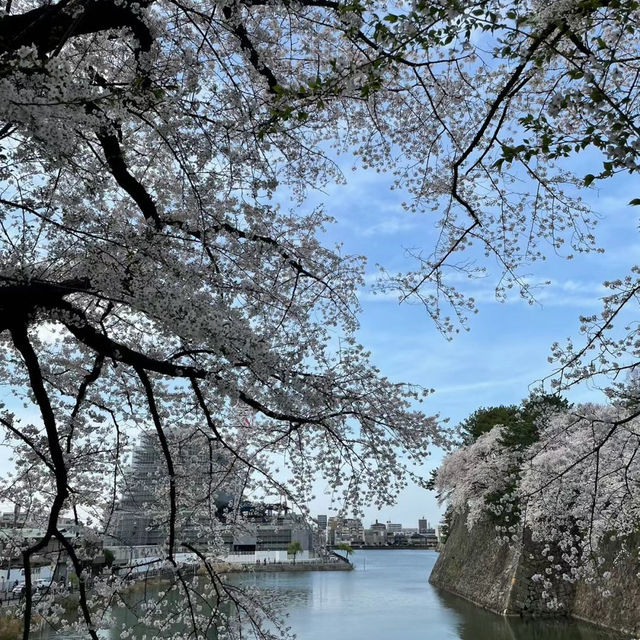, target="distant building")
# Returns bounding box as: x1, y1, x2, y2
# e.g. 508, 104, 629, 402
104, 427, 318, 561
407, 529, 438, 548
105, 429, 235, 547
232, 503, 313, 553
418, 517, 428, 534
327, 517, 364, 545
386, 522, 402, 534
370, 519, 386, 532
0, 506, 25, 529
366, 520, 387, 545
315, 514, 328, 545
424, 528, 438, 547
0, 518, 102, 588
364, 527, 386, 546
